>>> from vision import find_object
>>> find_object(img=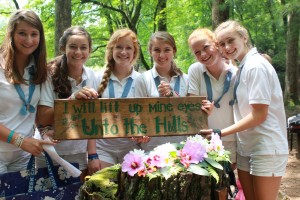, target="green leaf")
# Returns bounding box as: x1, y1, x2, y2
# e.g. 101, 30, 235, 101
187, 164, 210, 176
160, 167, 172, 180
205, 157, 223, 170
